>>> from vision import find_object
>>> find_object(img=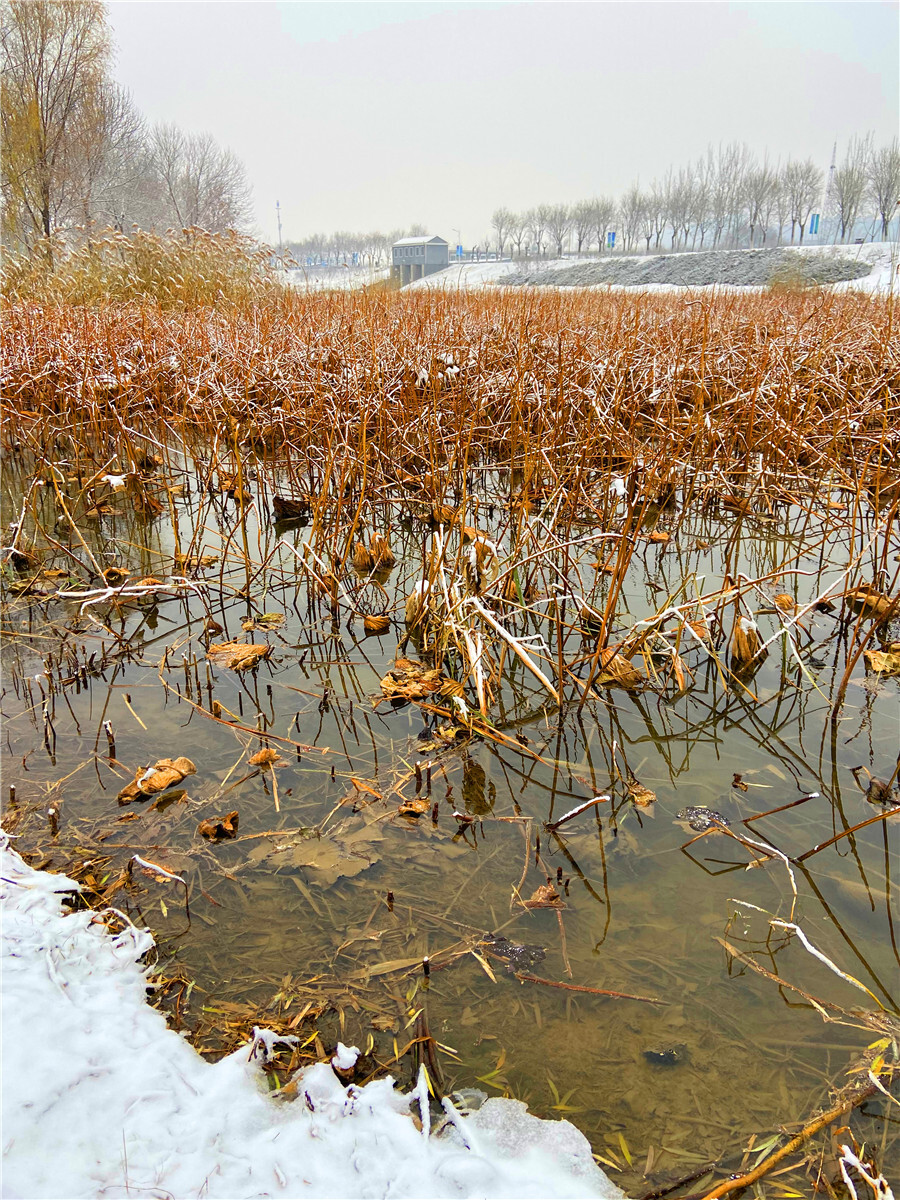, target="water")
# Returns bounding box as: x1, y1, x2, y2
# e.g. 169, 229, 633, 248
2, 451, 898, 1194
